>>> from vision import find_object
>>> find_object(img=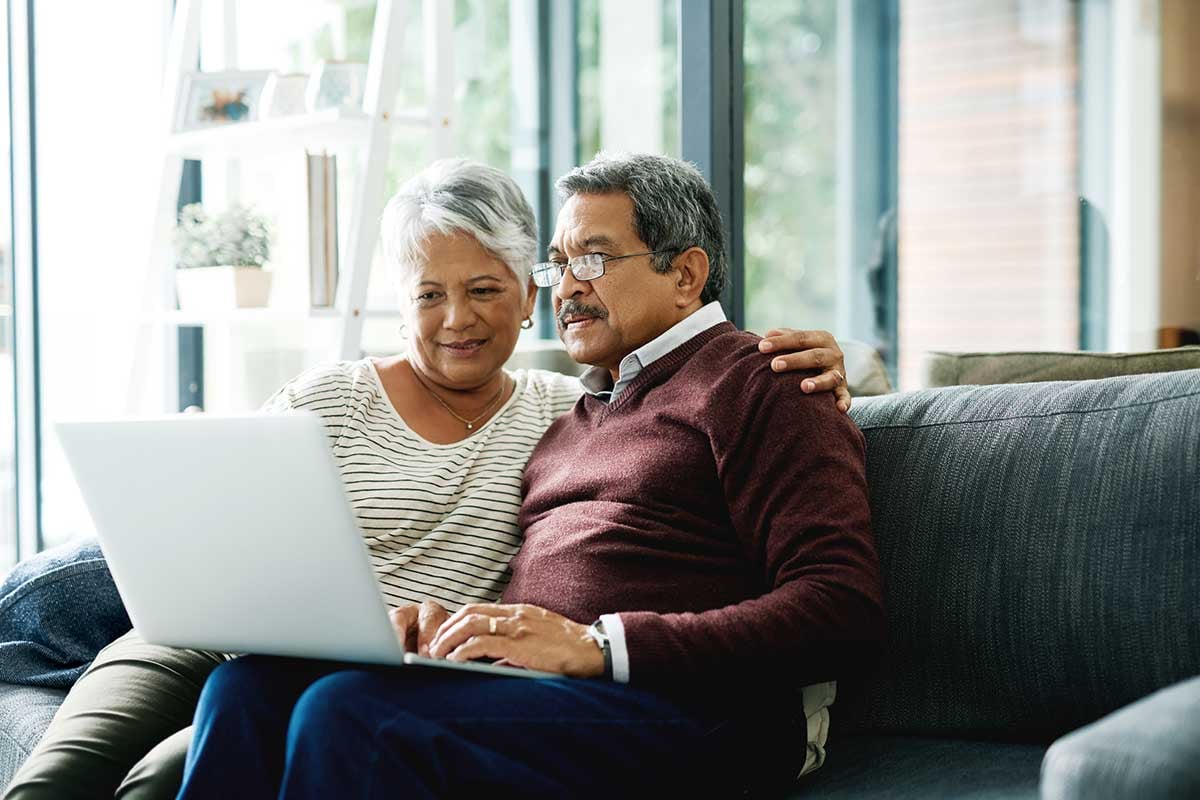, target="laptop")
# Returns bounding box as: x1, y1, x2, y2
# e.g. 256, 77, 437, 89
55, 412, 560, 680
